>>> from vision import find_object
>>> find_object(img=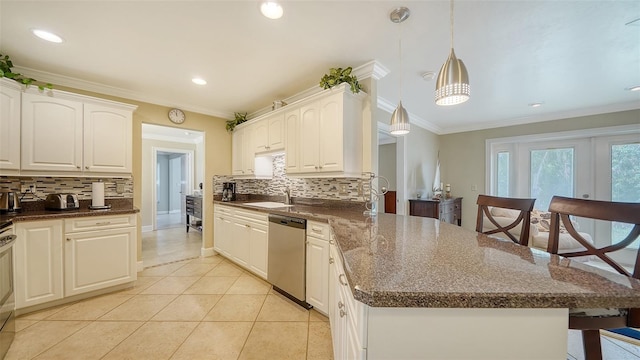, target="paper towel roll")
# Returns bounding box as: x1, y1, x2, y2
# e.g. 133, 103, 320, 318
92, 182, 105, 207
